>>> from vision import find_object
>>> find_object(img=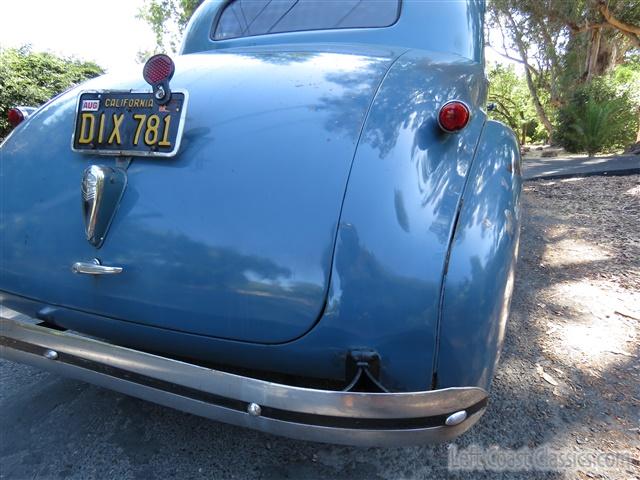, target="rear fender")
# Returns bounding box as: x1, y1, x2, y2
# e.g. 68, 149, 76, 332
321, 51, 488, 391
435, 120, 522, 390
